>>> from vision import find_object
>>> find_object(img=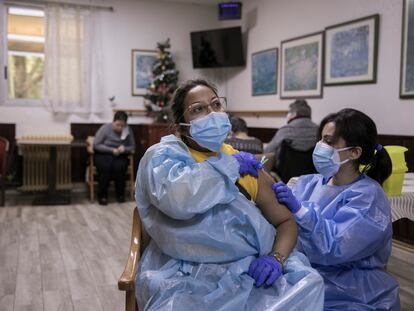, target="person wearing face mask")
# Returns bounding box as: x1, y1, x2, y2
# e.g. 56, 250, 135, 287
264, 99, 318, 169
133, 79, 325, 310
225, 115, 264, 154
272, 109, 400, 310
93, 111, 135, 205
